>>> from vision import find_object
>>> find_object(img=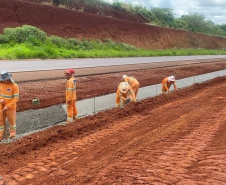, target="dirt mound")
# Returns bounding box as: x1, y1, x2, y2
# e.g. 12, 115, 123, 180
1, 0, 226, 49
